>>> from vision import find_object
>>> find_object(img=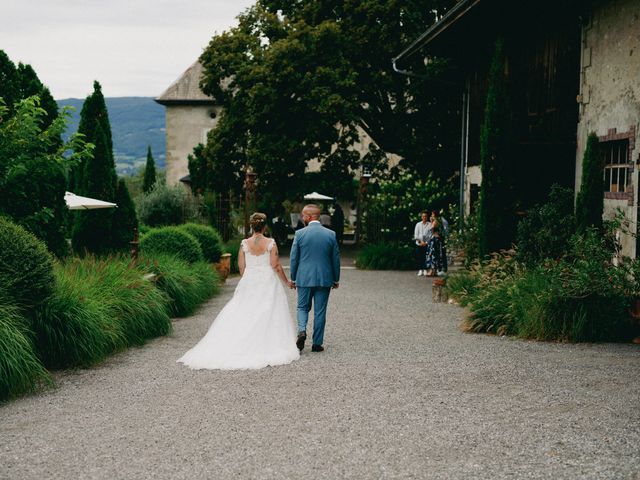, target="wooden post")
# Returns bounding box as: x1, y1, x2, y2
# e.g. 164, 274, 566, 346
244, 169, 258, 238
432, 277, 448, 303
